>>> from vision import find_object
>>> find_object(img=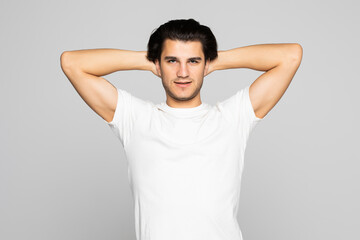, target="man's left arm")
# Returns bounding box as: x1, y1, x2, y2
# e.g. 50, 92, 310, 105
206, 43, 303, 119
